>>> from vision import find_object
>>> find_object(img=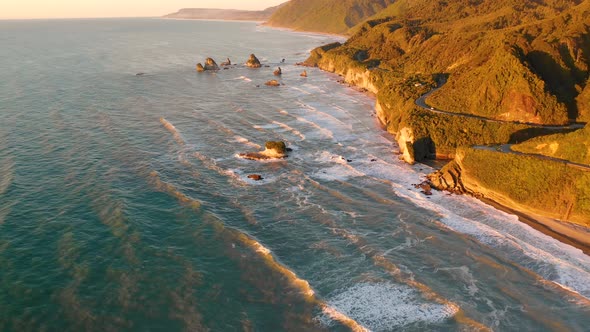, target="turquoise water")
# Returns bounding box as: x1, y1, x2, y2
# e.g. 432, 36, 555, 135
1, 18, 590, 331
